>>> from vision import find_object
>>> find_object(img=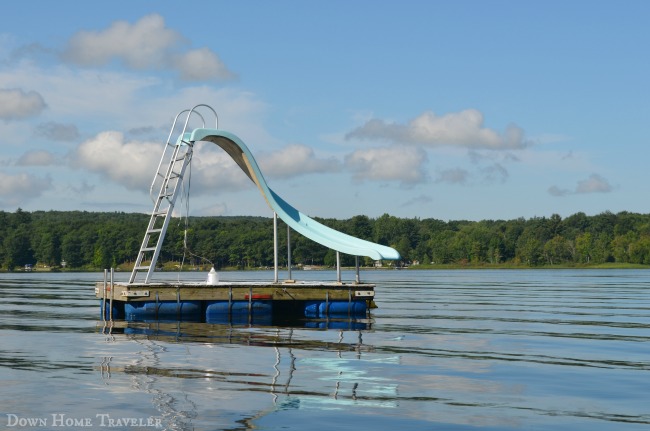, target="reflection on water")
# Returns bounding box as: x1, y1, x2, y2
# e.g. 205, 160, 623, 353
97, 321, 398, 430
1, 270, 650, 430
